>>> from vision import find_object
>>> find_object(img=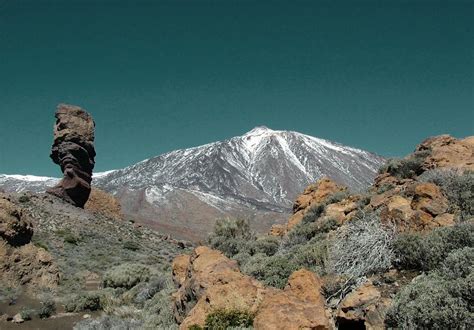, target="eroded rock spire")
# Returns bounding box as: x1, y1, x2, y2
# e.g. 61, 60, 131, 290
46, 104, 95, 207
